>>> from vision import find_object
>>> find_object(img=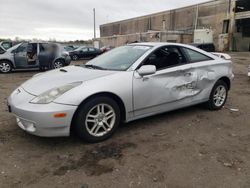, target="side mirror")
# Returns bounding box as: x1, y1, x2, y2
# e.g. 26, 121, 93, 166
137, 65, 156, 76
11, 49, 16, 54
